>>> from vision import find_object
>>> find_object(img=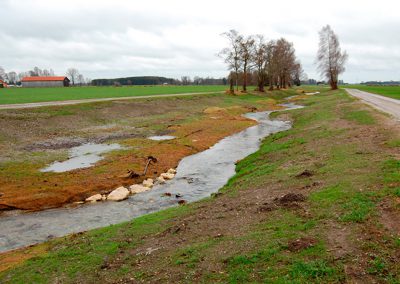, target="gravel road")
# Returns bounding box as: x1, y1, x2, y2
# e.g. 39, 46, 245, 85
345, 88, 400, 121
